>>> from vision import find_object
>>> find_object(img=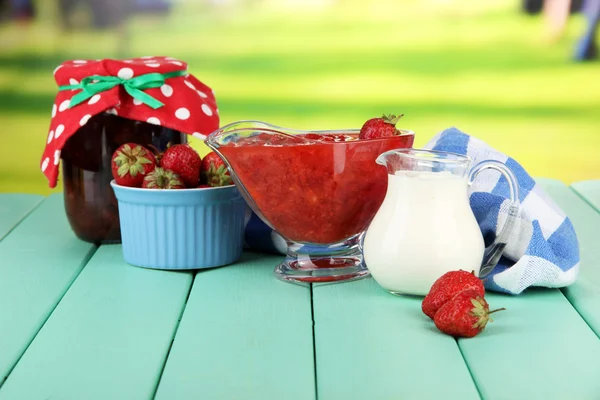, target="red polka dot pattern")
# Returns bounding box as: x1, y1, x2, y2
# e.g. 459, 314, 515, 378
41, 57, 220, 188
